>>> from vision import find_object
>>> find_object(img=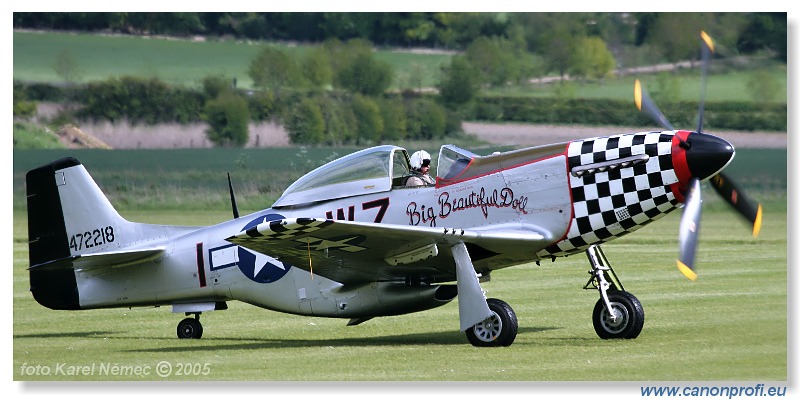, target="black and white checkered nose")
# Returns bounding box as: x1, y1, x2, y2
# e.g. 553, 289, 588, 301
684, 132, 735, 180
